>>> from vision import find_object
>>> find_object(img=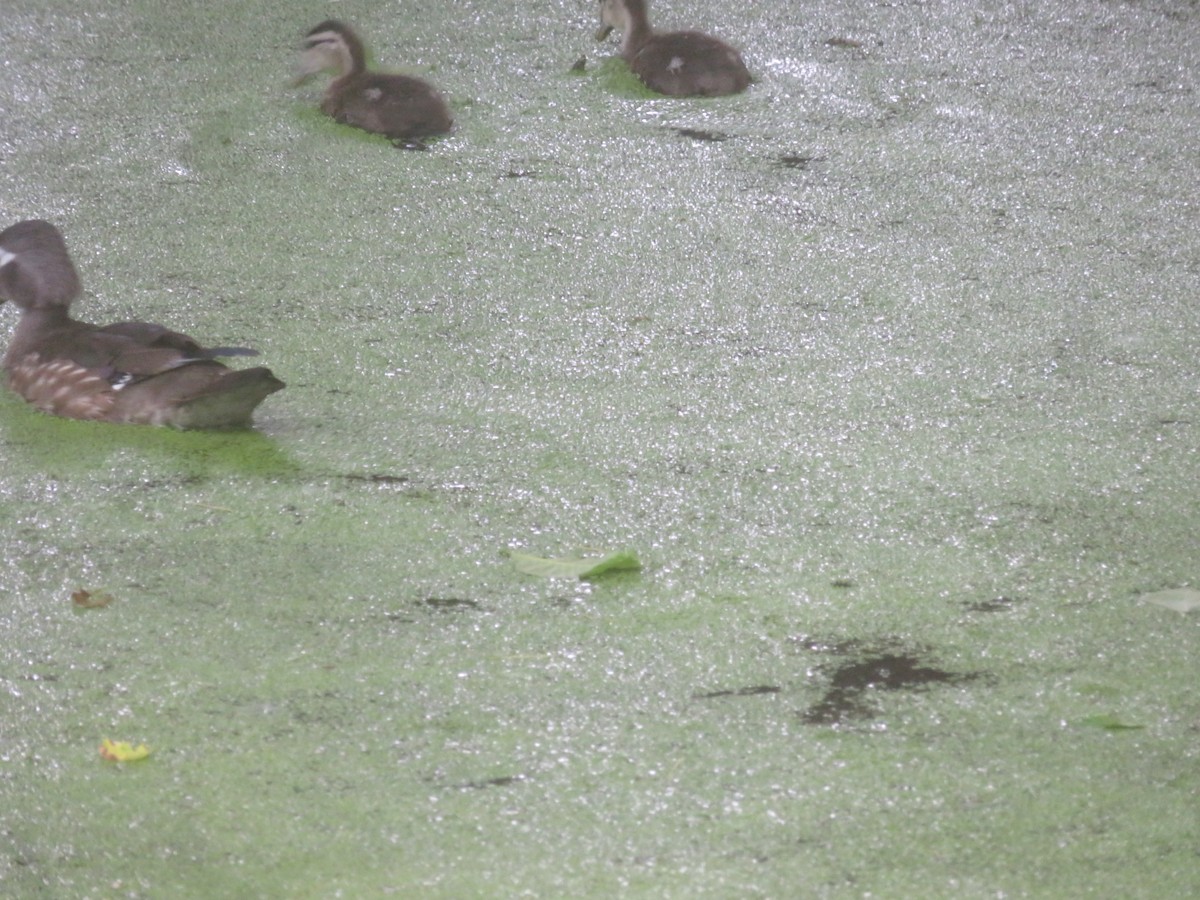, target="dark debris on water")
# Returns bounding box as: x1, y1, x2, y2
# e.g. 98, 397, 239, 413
793, 636, 984, 726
